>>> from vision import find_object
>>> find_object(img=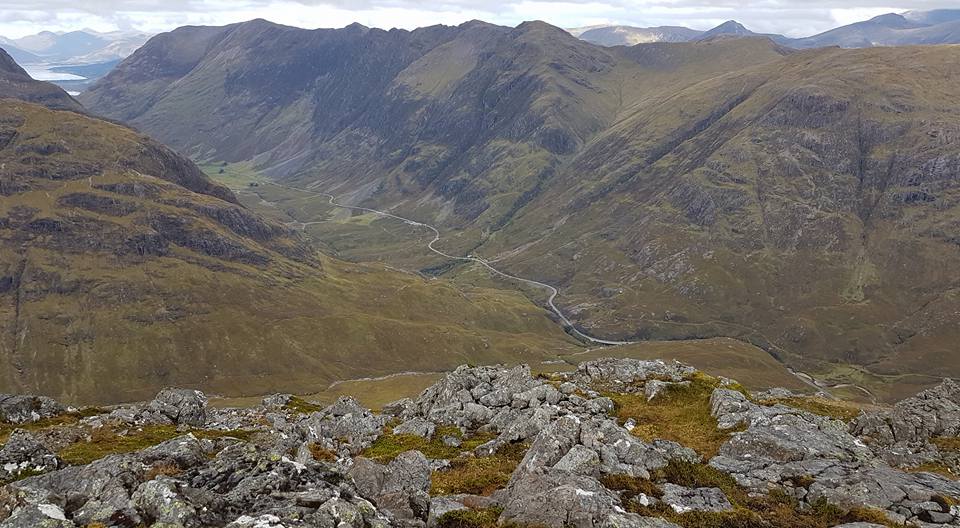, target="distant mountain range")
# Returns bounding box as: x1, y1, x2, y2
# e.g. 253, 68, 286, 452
573, 9, 960, 48
0, 29, 150, 93
0, 29, 150, 64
